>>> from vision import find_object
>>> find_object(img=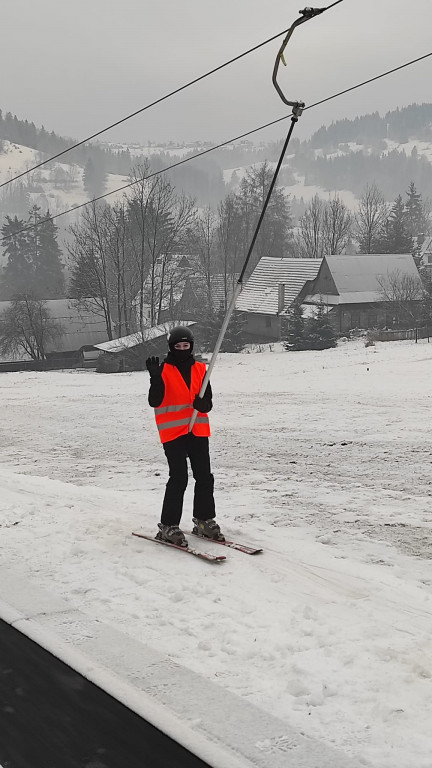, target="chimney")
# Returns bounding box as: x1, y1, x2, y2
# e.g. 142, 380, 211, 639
278, 283, 286, 314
